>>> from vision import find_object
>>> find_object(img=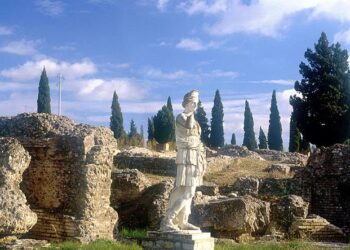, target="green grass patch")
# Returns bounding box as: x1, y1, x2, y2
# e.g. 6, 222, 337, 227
215, 241, 348, 250
119, 228, 148, 239
43, 239, 141, 250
